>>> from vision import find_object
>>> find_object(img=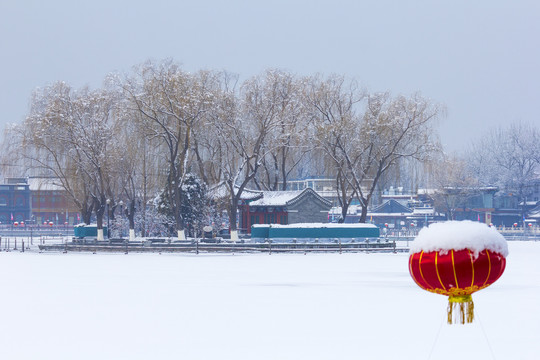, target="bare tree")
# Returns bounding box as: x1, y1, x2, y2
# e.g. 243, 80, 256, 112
305, 74, 365, 222
122, 60, 215, 240
208, 71, 285, 240
468, 122, 540, 219
431, 154, 480, 220
191, 72, 239, 188
253, 70, 310, 191
4, 83, 90, 225
12, 82, 120, 239
2, 61, 449, 237
113, 103, 146, 240
350, 93, 441, 222
308, 80, 442, 222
